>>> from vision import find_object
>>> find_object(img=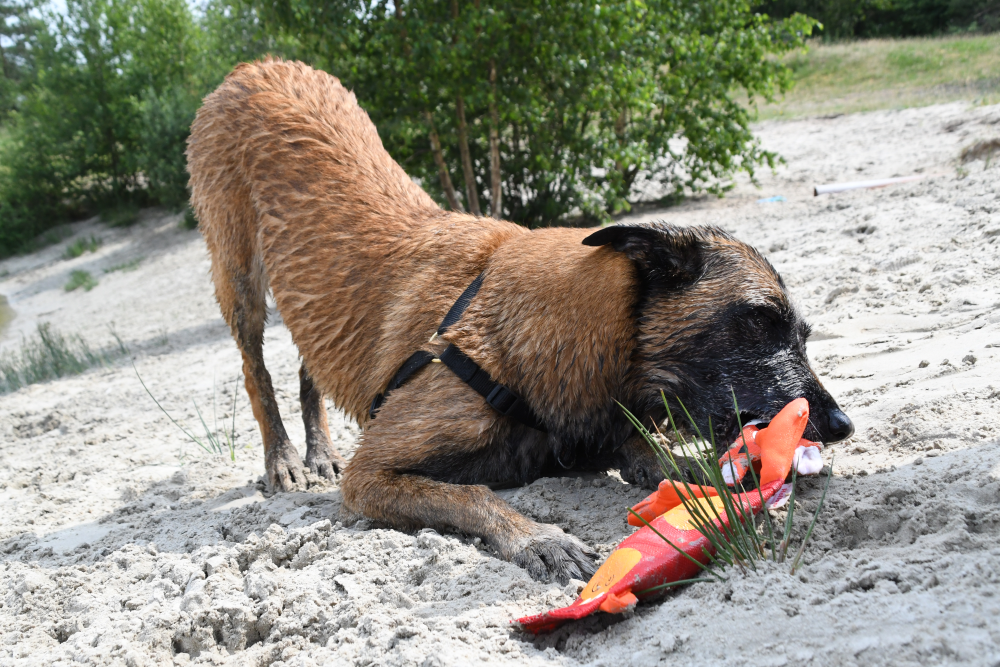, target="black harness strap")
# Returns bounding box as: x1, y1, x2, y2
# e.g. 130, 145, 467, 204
438, 344, 546, 431
368, 272, 546, 432
436, 272, 484, 337
369, 350, 436, 419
